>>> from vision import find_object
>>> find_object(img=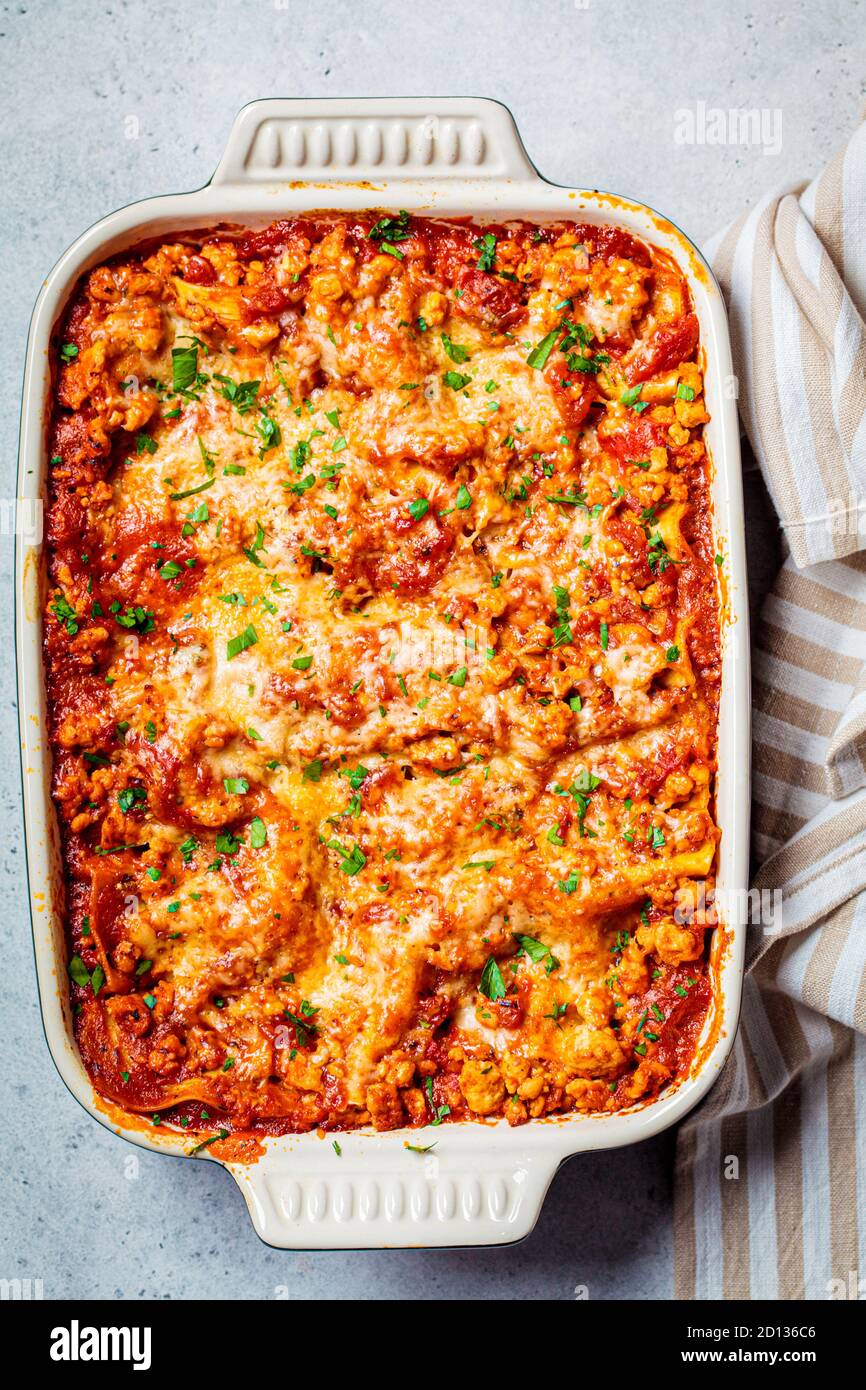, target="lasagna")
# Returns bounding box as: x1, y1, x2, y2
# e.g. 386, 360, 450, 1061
45, 212, 721, 1141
